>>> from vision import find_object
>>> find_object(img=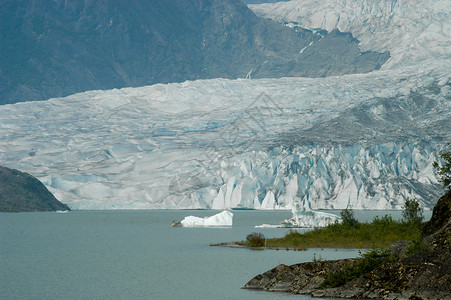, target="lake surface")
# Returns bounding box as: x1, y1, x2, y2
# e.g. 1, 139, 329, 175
0, 210, 431, 299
